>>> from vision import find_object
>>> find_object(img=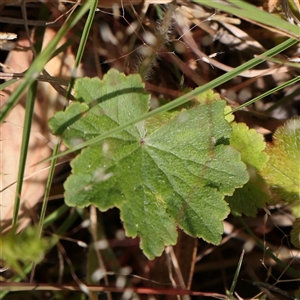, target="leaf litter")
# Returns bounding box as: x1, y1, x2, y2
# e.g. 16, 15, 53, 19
1, 0, 300, 298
